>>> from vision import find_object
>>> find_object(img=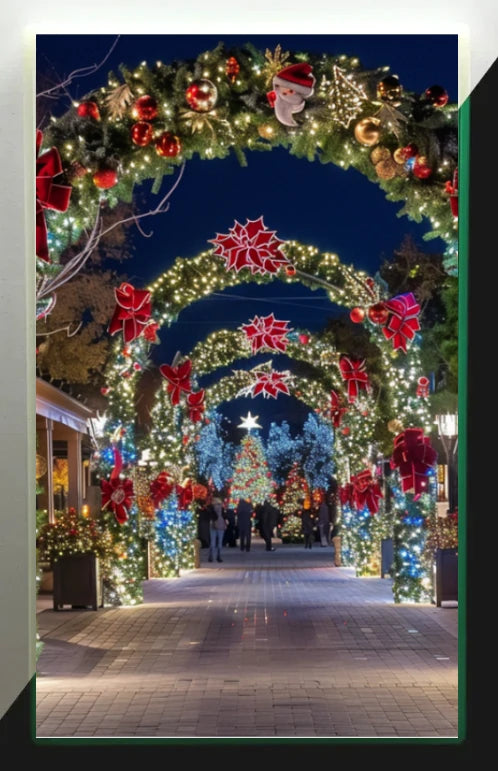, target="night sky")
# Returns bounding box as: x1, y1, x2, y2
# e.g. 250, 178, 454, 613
36, 34, 458, 438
